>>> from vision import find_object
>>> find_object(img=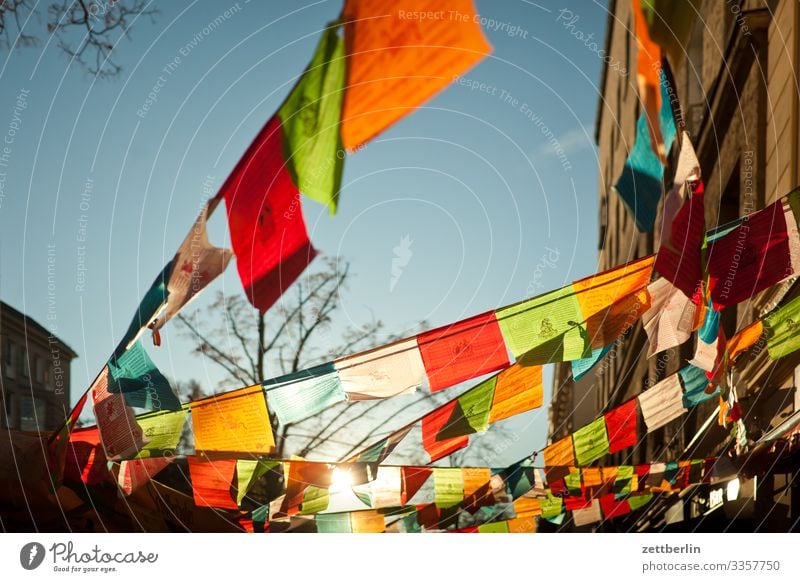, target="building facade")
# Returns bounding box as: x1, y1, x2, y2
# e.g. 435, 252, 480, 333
0, 301, 76, 432
548, 0, 800, 531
